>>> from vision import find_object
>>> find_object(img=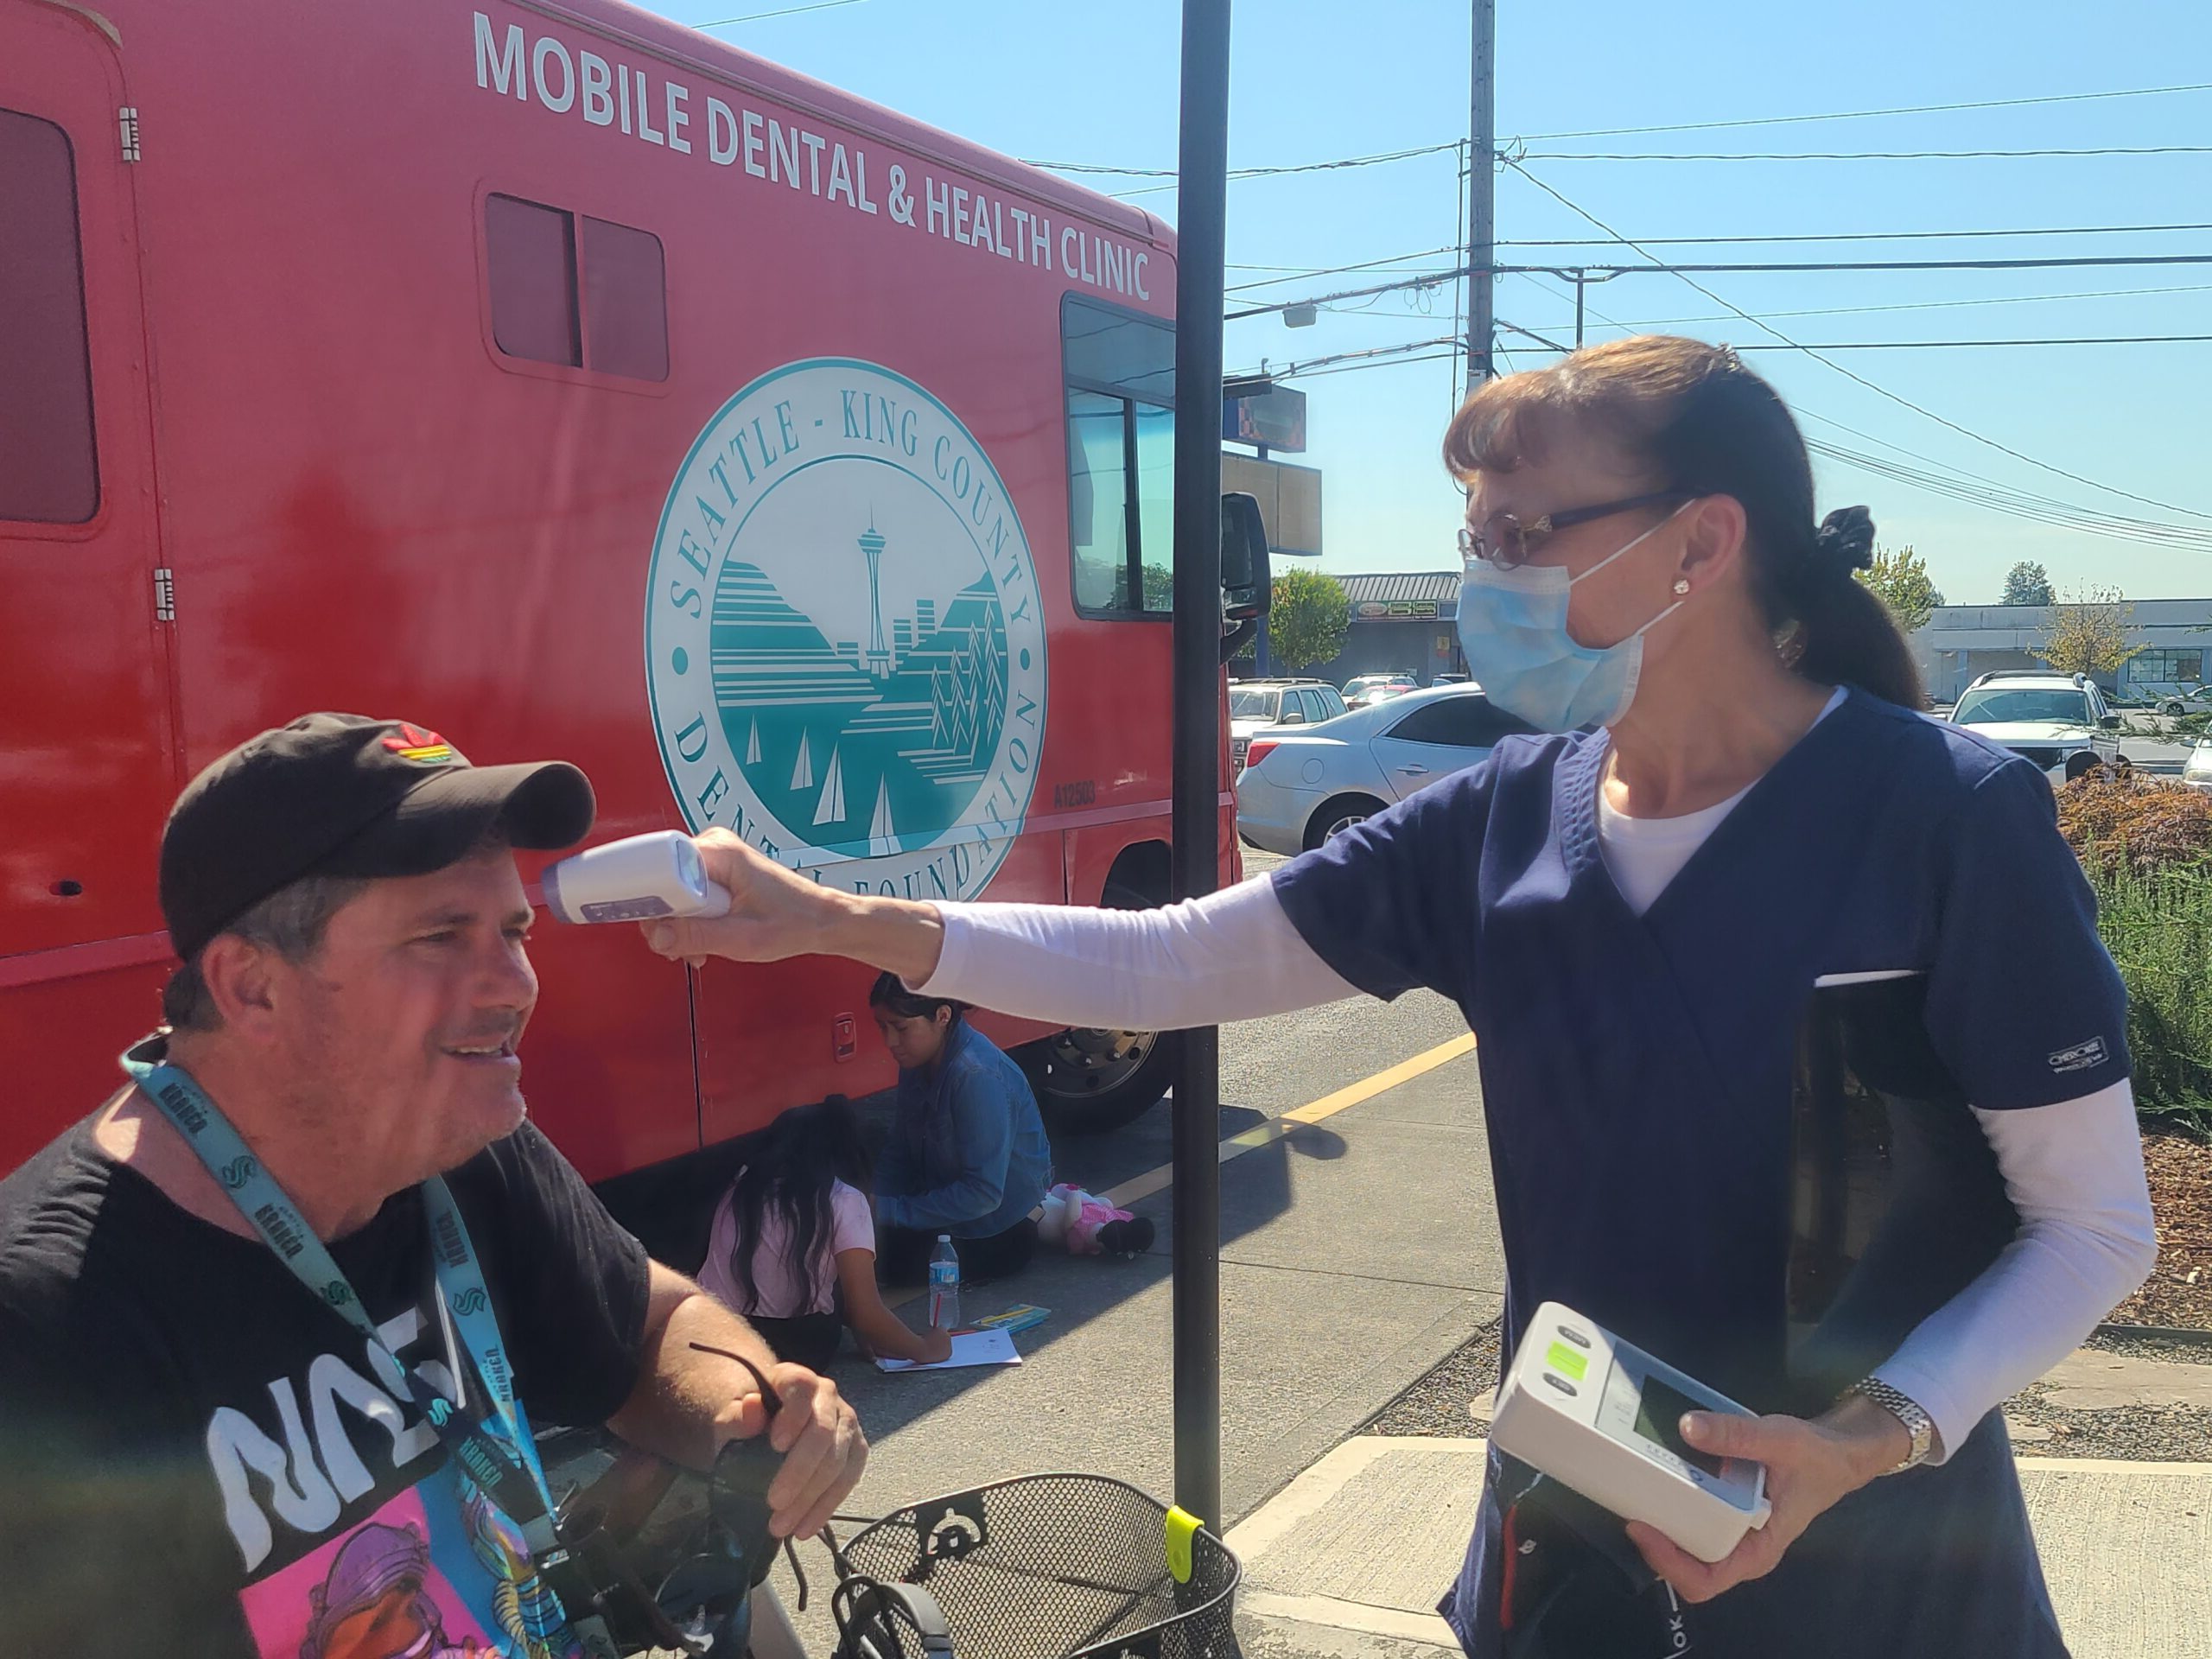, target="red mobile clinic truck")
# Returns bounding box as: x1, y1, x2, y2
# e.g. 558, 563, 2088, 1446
0, 0, 1262, 1186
